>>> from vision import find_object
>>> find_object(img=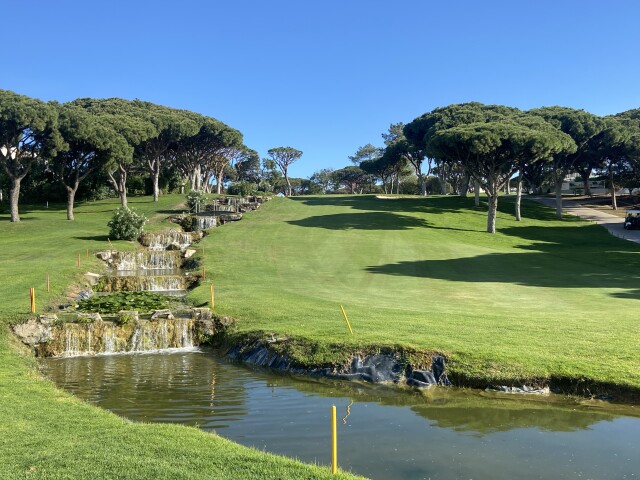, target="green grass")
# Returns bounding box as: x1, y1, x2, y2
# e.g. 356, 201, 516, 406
190, 194, 640, 392
0, 195, 361, 480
